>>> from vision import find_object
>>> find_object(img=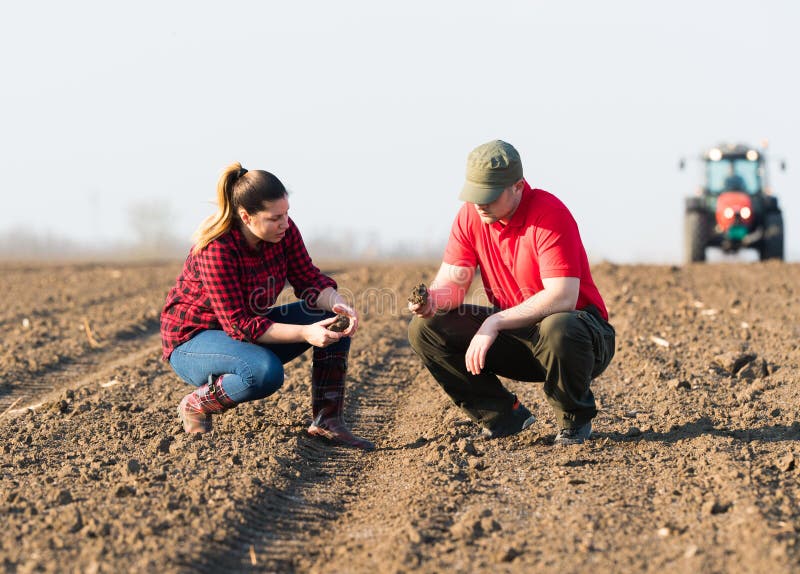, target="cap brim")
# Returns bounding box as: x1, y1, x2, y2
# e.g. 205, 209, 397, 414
459, 182, 505, 204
